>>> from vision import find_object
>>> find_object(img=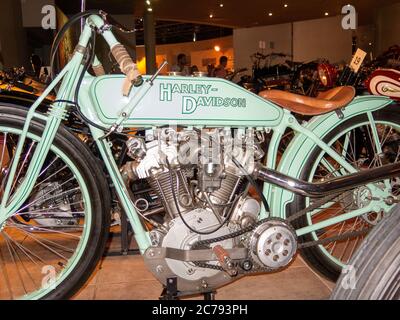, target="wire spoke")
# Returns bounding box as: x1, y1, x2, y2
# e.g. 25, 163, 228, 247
3, 231, 28, 294
6, 223, 82, 239
16, 184, 79, 214
306, 120, 400, 267
0, 129, 89, 299
2, 232, 38, 289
